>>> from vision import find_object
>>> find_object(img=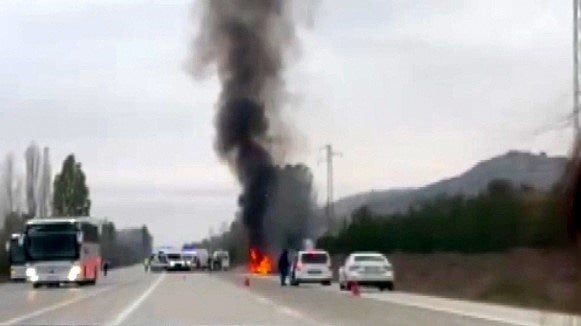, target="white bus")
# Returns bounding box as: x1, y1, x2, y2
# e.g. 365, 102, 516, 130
23, 217, 102, 288
5, 233, 26, 281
